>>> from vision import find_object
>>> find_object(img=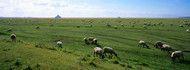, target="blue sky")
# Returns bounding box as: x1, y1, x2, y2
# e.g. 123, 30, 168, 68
0, 0, 190, 17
